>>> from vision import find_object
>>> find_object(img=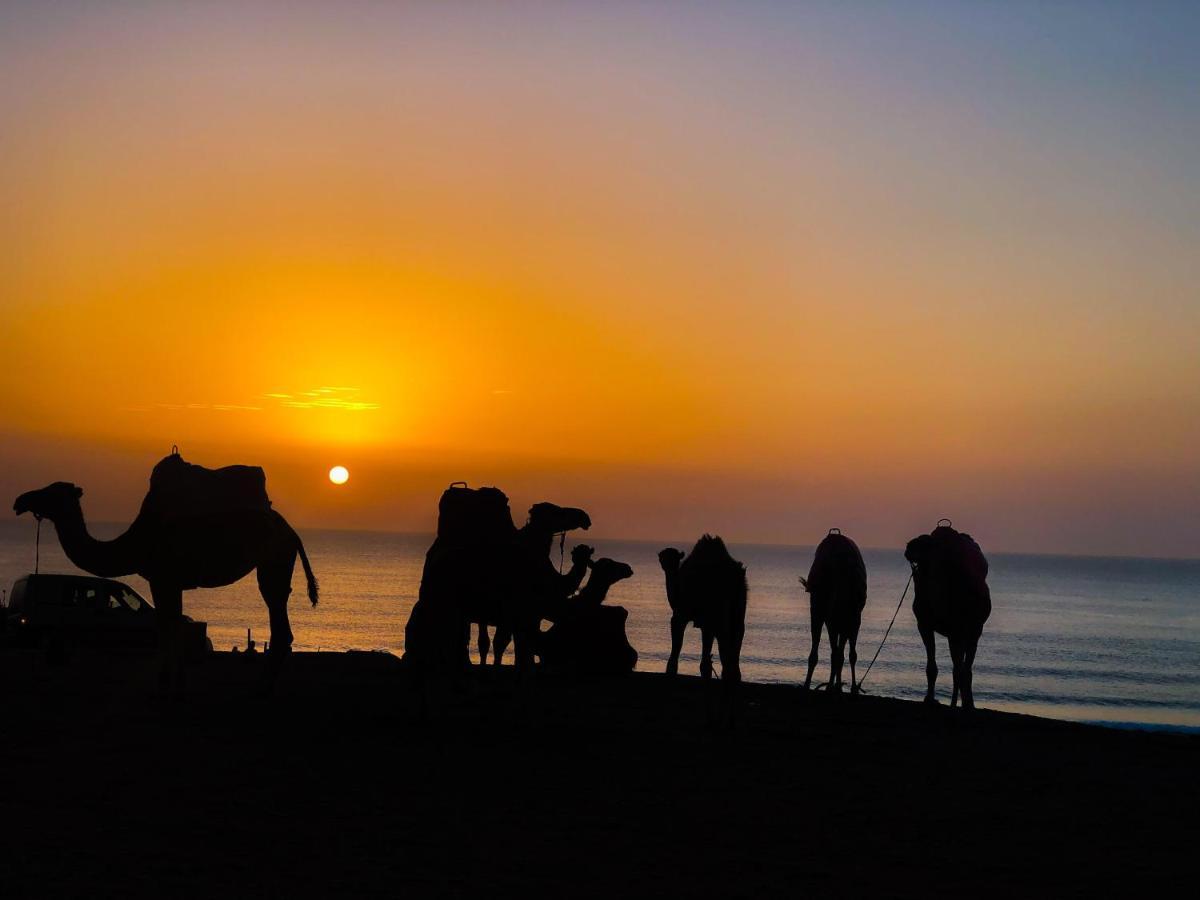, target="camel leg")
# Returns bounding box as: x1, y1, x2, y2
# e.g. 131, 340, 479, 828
948, 635, 967, 709
477, 622, 491, 667
828, 628, 844, 691
150, 583, 184, 695
492, 625, 512, 667
720, 615, 746, 728
803, 610, 822, 691
919, 621, 938, 704
258, 559, 296, 689
666, 614, 687, 676
961, 637, 980, 710
511, 618, 537, 681
700, 629, 715, 681
848, 628, 860, 695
